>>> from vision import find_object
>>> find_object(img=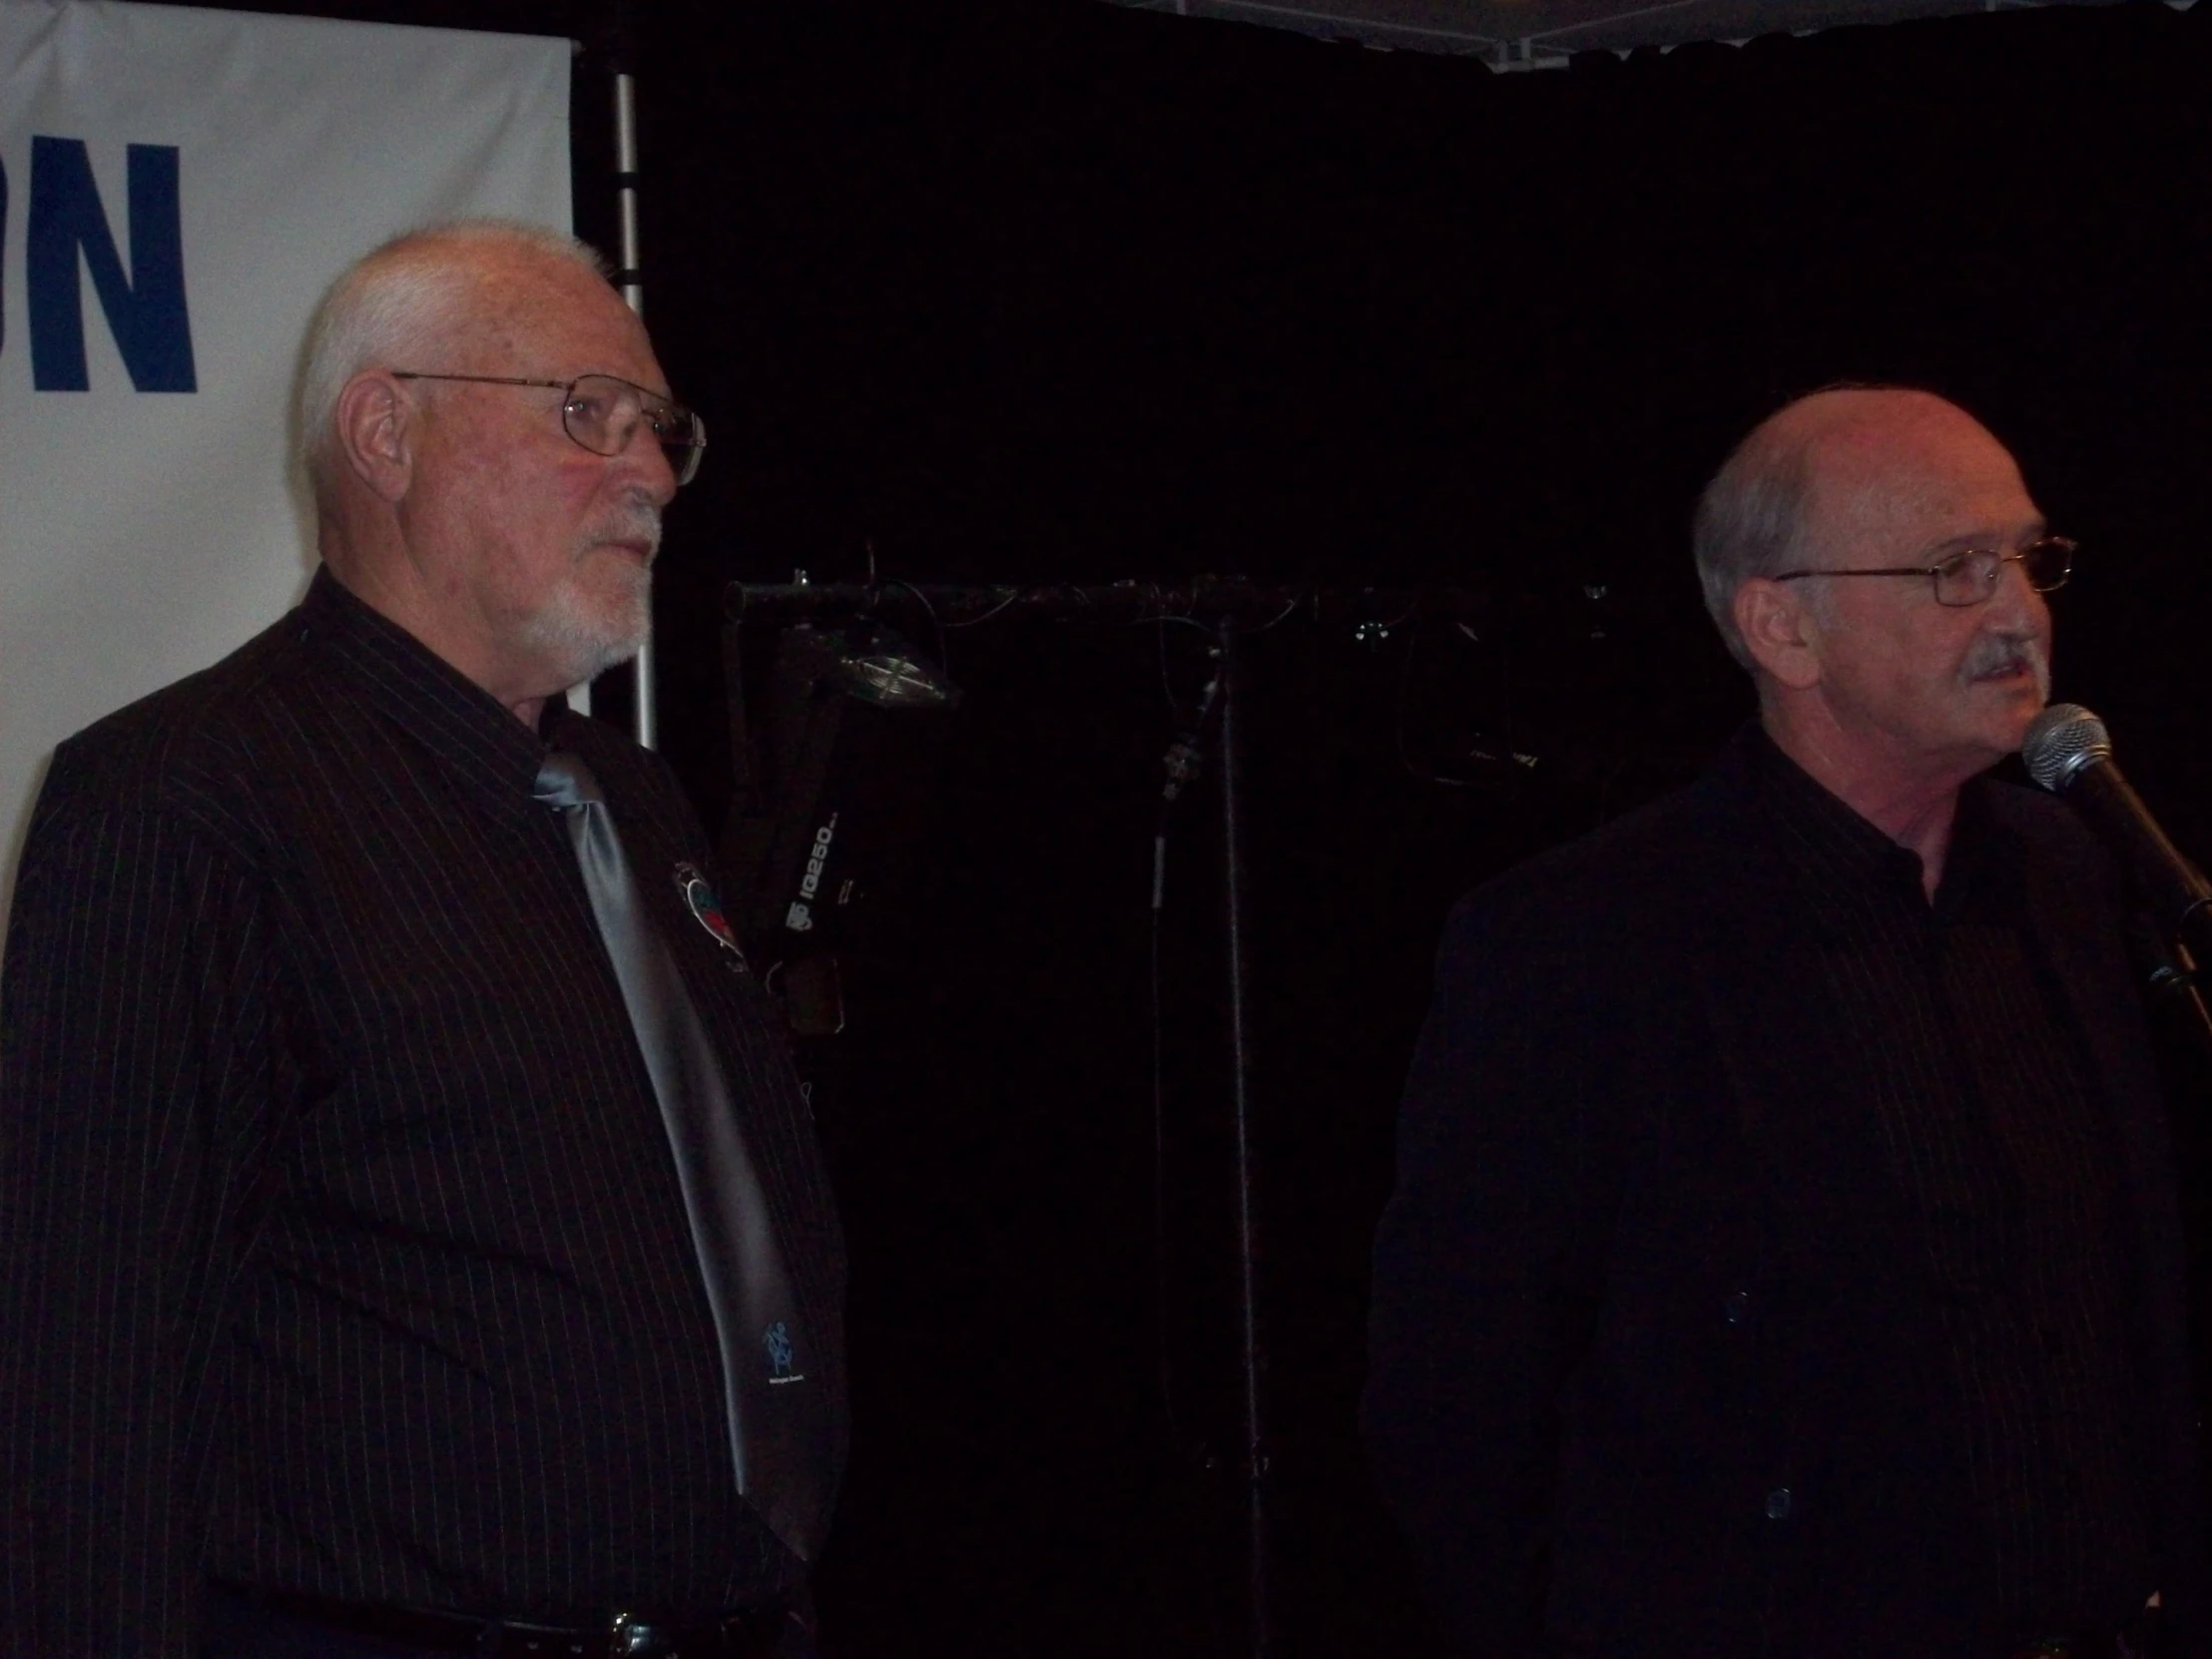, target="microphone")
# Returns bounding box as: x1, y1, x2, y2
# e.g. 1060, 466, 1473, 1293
2022, 703, 2212, 952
